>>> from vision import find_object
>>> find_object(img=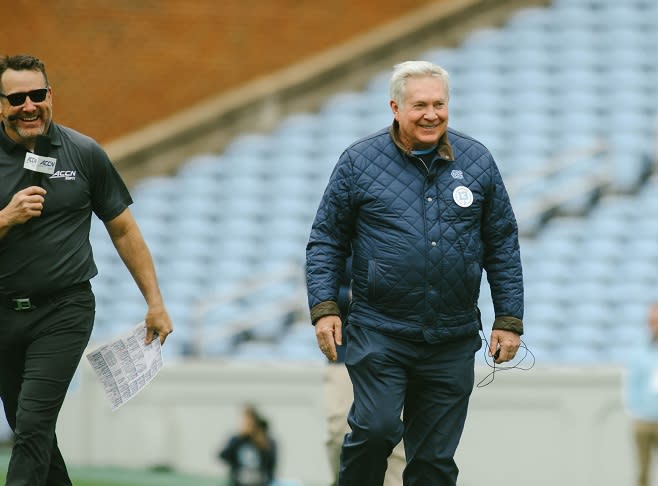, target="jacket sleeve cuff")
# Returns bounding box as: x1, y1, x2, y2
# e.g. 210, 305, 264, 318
310, 301, 341, 324
492, 316, 524, 335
